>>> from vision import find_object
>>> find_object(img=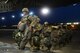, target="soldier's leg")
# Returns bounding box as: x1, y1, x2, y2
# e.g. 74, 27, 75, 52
27, 31, 32, 47
19, 36, 28, 50
19, 27, 29, 50
20, 30, 32, 50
